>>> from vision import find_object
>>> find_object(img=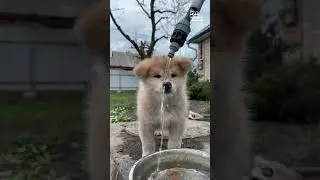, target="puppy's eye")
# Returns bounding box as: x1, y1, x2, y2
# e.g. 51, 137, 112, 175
171, 74, 177, 78
154, 75, 161, 78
